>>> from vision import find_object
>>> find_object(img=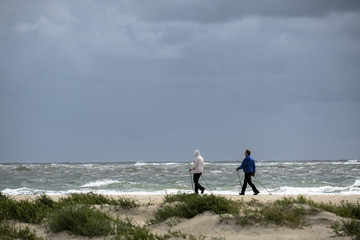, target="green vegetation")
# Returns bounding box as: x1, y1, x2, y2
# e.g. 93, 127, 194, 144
0, 193, 203, 239
156, 194, 306, 228
1, 192, 359, 239
58, 192, 139, 208
234, 199, 307, 228
274, 195, 360, 220
152, 193, 239, 223
114, 217, 161, 240
273, 195, 360, 237
0, 221, 43, 240
331, 219, 360, 240
46, 205, 114, 237
0, 193, 54, 223
0, 192, 138, 224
